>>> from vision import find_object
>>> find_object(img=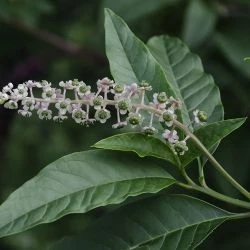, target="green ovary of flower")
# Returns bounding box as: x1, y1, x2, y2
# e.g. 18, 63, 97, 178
97, 110, 108, 119
162, 111, 173, 122
118, 100, 129, 110
157, 92, 168, 103
198, 111, 208, 122
128, 114, 141, 125
114, 84, 124, 93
